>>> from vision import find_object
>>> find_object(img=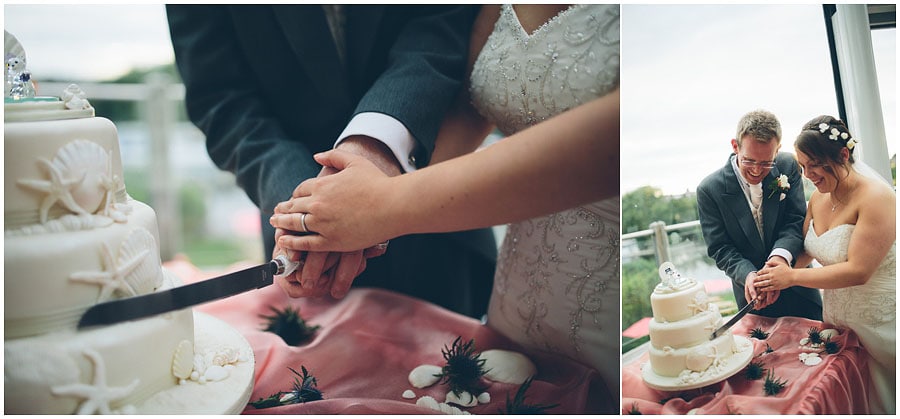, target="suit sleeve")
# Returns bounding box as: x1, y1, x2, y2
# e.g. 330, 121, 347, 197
770, 153, 807, 262
354, 5, 479, 168
697, 179, 757, 288
166, 5, 320, 215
